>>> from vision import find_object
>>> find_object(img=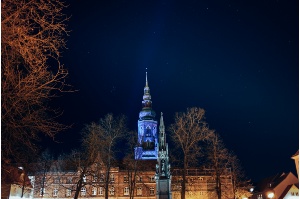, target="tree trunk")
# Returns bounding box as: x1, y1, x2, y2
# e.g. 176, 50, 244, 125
181, 156, 187, 199
74, 168, 85, 199
73, 179, 82, 199
105, 167, 110, 199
